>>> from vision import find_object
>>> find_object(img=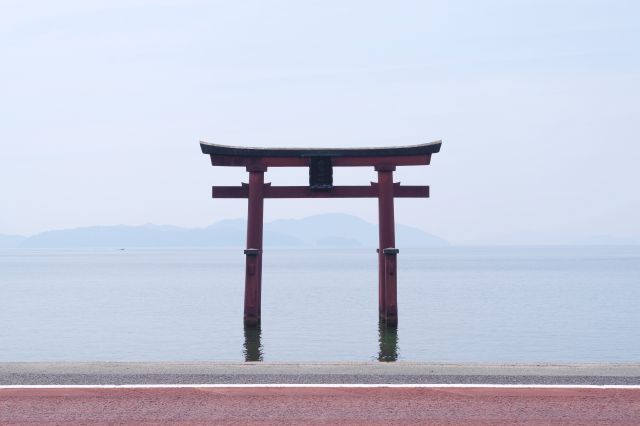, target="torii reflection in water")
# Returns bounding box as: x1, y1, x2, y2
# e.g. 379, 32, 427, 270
241, 321, 399, 362
243, 324, 263, 362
